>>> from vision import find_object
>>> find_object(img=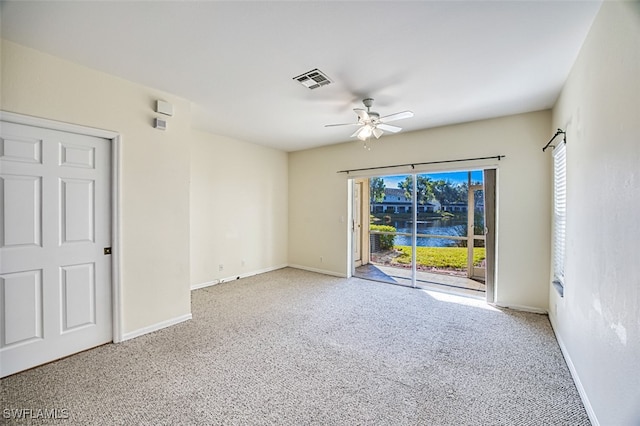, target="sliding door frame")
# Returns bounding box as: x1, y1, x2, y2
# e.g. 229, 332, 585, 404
483, 169, 497, 303
349, 165, 498, 301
